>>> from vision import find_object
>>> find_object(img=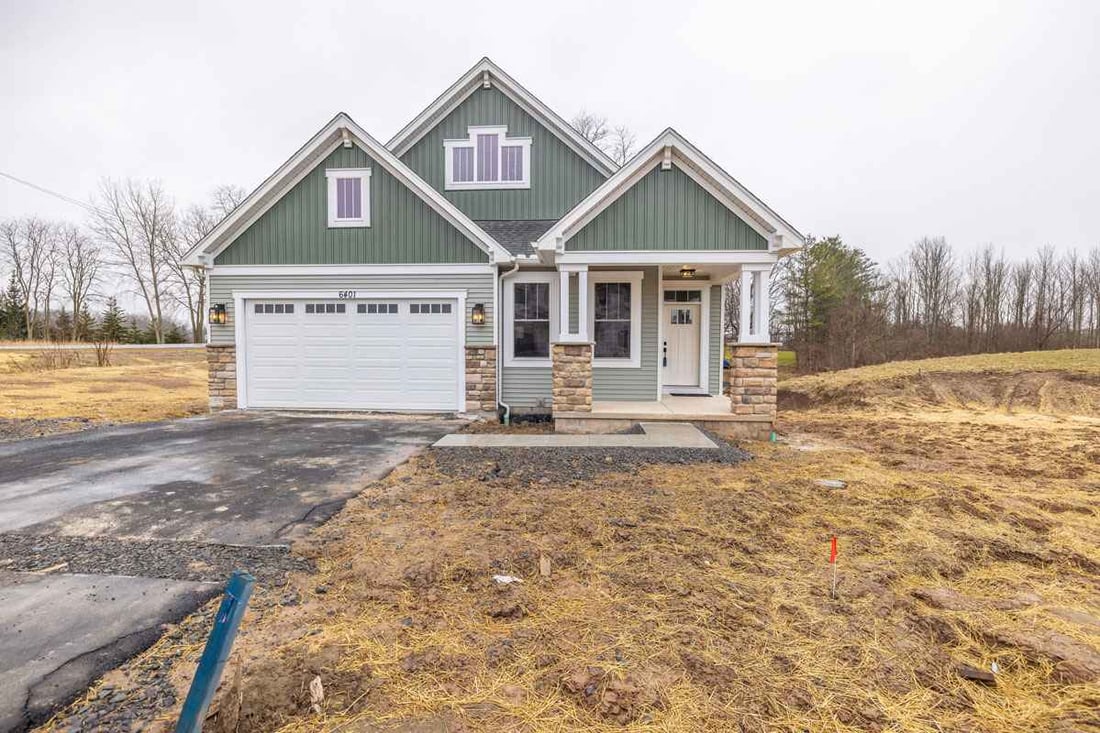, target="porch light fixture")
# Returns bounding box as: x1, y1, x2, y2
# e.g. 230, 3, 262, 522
471, 303, 486, 325
679, 266, 697, 279
208, 303, 228, 326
